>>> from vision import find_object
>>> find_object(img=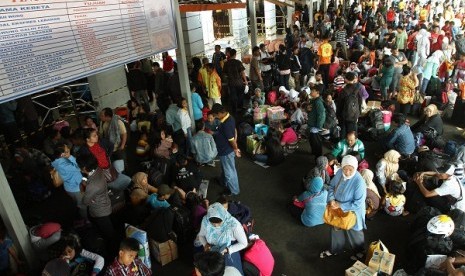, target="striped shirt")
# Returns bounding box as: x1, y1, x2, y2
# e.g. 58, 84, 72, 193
334, 29, 347, 44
